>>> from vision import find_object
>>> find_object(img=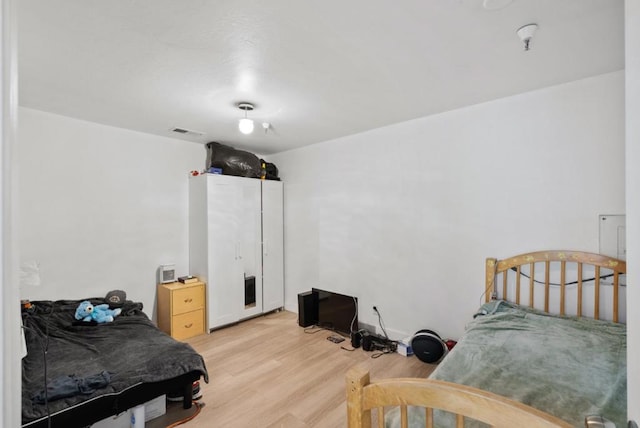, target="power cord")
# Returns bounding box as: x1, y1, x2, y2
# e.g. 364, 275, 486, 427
306, 325, 351, 341
373, 306, 389, 340
479, 264, 620, 304
166, 400, 203, 427
371, 349, 395, 359
509, 267, 617, 287
369, 307, 397, 357
350, 296, 358, 335
339, 296, 361, 352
